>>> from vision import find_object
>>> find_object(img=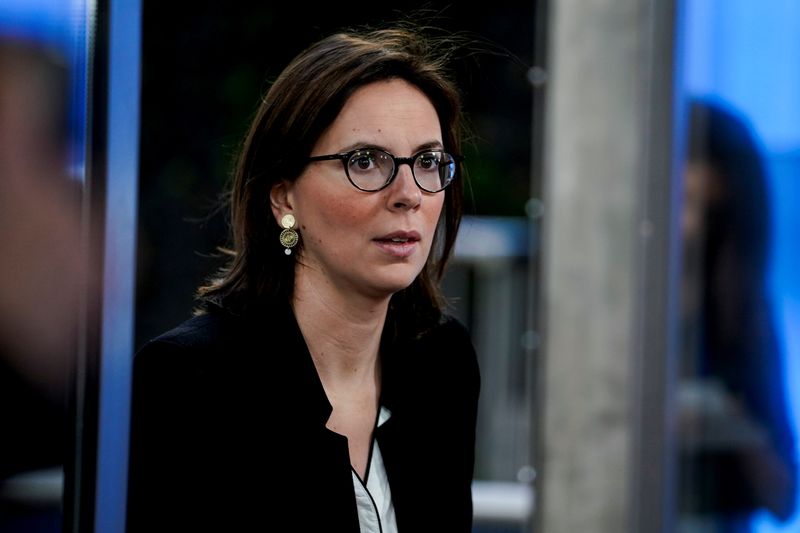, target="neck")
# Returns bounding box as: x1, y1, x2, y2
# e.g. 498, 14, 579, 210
292, 267, 389, 386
